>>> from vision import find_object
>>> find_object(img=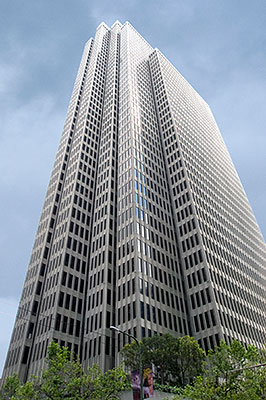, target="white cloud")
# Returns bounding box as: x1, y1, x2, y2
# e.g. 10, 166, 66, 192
0, 93, 65, 300
0, 94, 62, 187
0, 62, 24, 95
